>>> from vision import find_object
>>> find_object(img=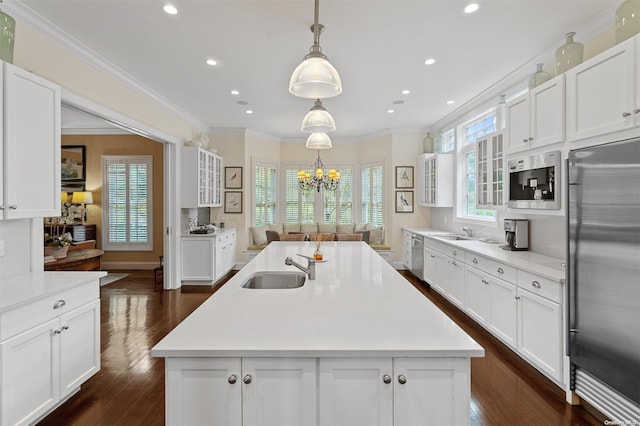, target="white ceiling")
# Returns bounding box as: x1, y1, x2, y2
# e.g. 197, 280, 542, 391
16, 0, 617, 139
